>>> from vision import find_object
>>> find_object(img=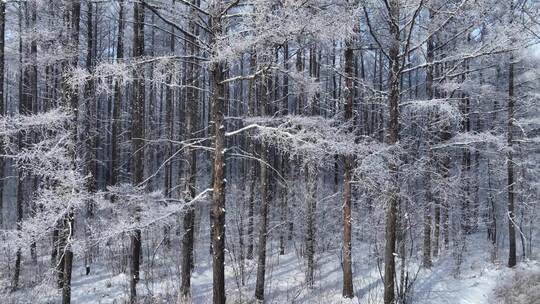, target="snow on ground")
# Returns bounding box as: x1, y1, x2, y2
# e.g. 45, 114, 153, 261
2, 232, 538, 303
